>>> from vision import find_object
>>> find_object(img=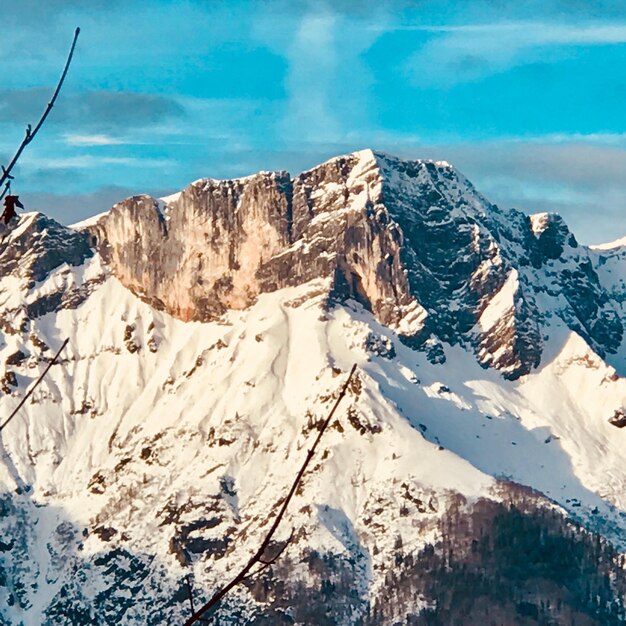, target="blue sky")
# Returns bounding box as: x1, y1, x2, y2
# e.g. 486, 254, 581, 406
1, 0, 626, 243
